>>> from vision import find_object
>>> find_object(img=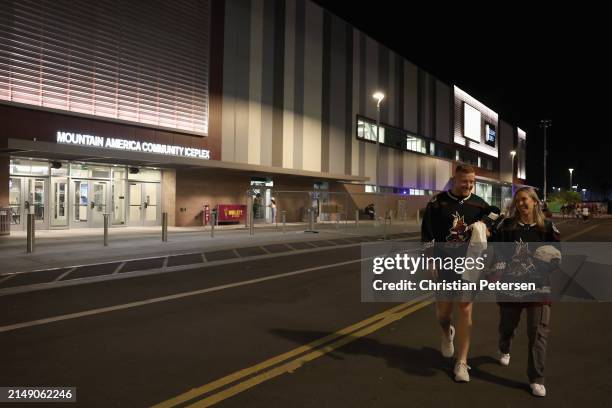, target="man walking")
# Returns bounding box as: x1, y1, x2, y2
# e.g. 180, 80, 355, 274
421, 164, 492, 382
